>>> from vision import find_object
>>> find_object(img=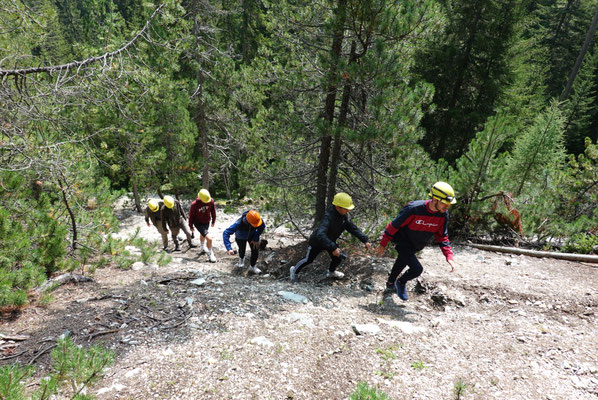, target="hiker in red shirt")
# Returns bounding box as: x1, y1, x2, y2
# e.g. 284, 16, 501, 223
376, 182, 457, 301
189, 189, 217, 262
